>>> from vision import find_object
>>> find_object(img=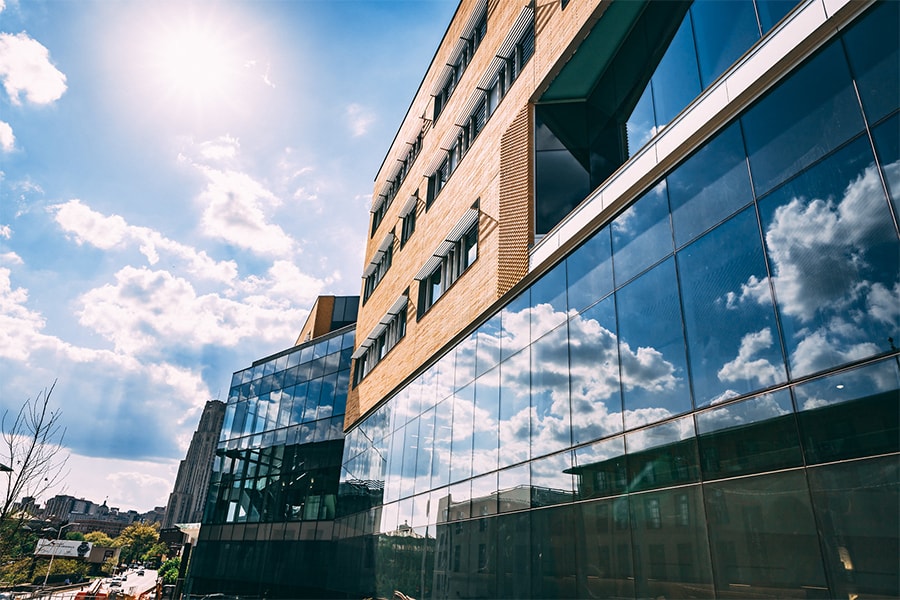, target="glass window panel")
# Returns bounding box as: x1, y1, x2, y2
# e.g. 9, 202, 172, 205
400, 417, 419, 499
755, 0, 798, 33
499, 348, 530, 469
530, 505, 577, 598
530, 322, 572, 459
842, 1, 899, 125
743, 41, 864, 195
793, 358, 899, 465
530, 260, 568, 340
472, 366, 500, 476
470, 471, 498, 516
758, 137, 899, 378
705, 471, 827, 595
303, 379, 322, 423
289, 382, 307, 424
630, 485, 713, 599
650, 15, 701, 127
626, 416, 699, 492
678, 207, 787, 406
572, 435, 627, 500
475, 313, 502, 377
807, 456, 900, 599
668, 122, 753, 248
432, 396, 452, 489
611, 181, 673, 286
691, 0, 760, 88
575, 497, 634, 598
626, 82, 656, 158
415, 408, 435, 497
450, 384, 475, 483
333, 369, 349, 417
384, 428, 405, 504
530, 451, 574, 508
616, 258, 691, 428
454, 331, 477, 389
448, 479, 472, 520
569, 296, 623, 444
871, 112, 900, 219
696, 390, 800, 479
500, 292, 530, 361
566, 225, 613, 313
535, 148, 591, 235
498, 464, 530, 513
316, 371, 338, 420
